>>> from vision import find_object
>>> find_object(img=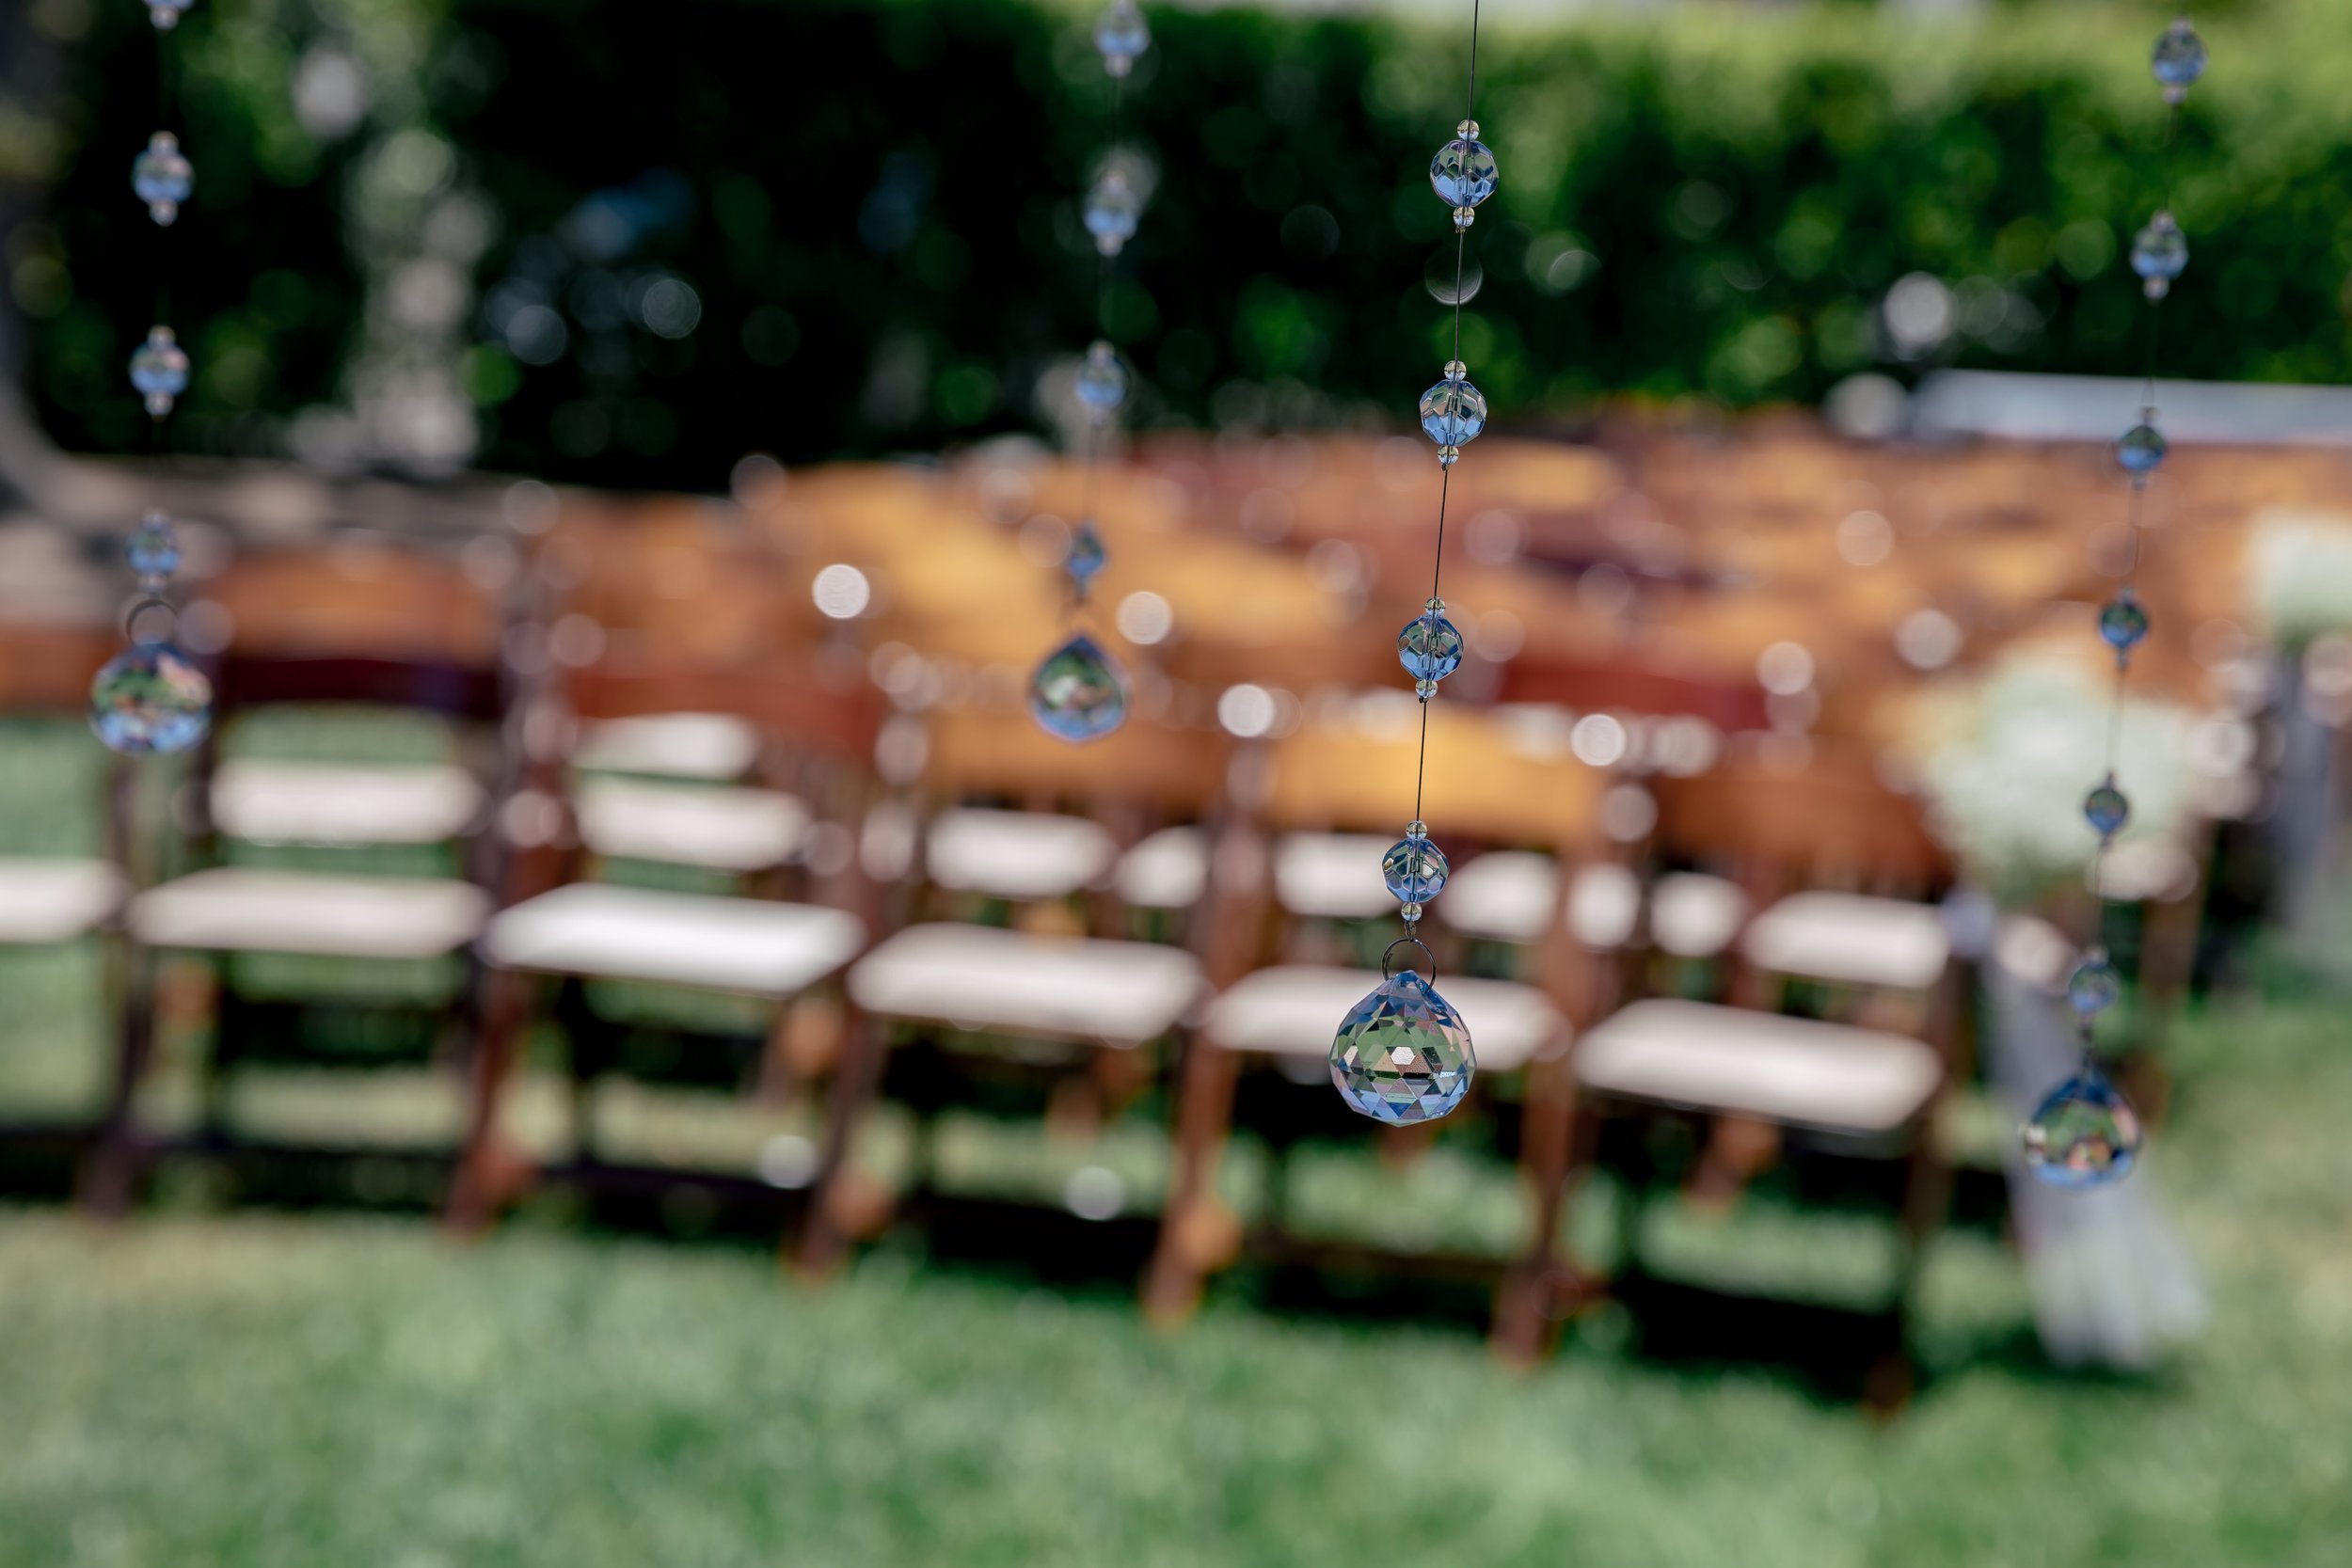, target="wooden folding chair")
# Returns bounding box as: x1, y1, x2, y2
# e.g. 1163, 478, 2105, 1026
797, 706, 1229, 1275
1144, 701, 1607, 1332
1551, 740, 1963, 1396
83, 541, 516, 1212
448, 658, 883, 1234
